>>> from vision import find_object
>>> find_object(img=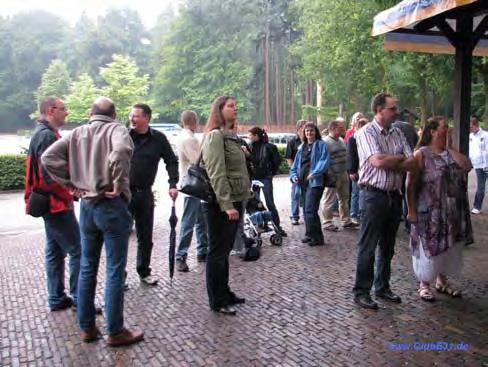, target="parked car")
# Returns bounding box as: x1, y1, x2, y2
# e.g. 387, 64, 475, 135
150, 123, 182, 140
150, 123, 182, 156
266, 133, 295, 148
